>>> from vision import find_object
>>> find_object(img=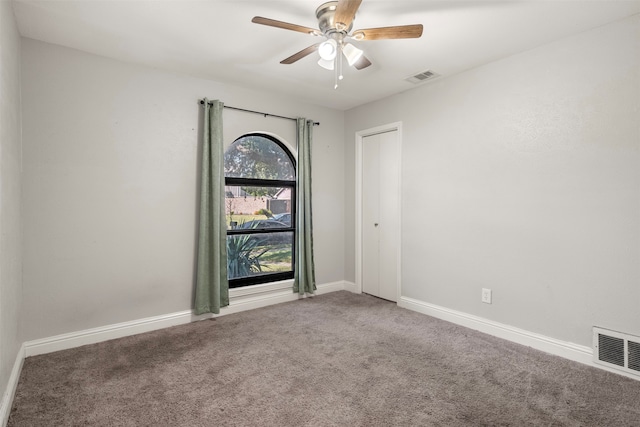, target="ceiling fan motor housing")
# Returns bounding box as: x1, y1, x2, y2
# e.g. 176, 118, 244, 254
316, 1, 353, 37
